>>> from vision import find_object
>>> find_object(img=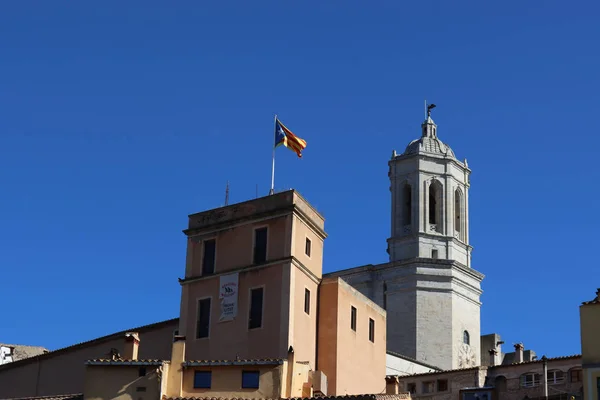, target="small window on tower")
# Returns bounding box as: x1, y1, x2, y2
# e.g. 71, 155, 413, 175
432, 249, 438, 259
402, 184, 412, 226
304, 288, 310, 315
305, 238, 311, 257
202, 239, 216, 275
350, 306, 357, 331
463, 330, 470, 345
